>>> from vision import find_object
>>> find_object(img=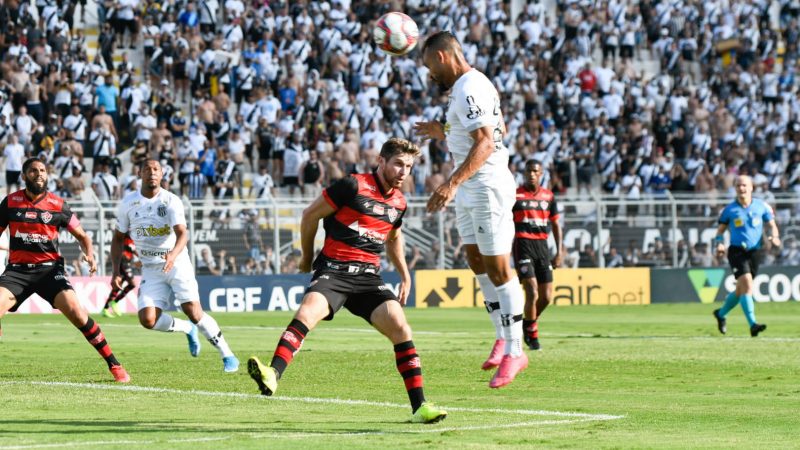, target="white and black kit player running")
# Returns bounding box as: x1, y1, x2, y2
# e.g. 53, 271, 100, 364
112, 159, 239, 372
